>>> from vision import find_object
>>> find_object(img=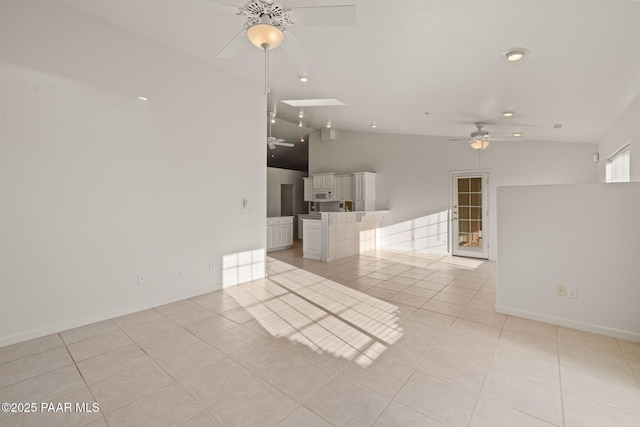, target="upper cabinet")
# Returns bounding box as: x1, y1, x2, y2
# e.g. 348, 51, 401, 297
303, 177, 313, 202
352, 172, 376, 211
312, 173, 334, 190
306, 172, 375, 208
334, 174, 352, 201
